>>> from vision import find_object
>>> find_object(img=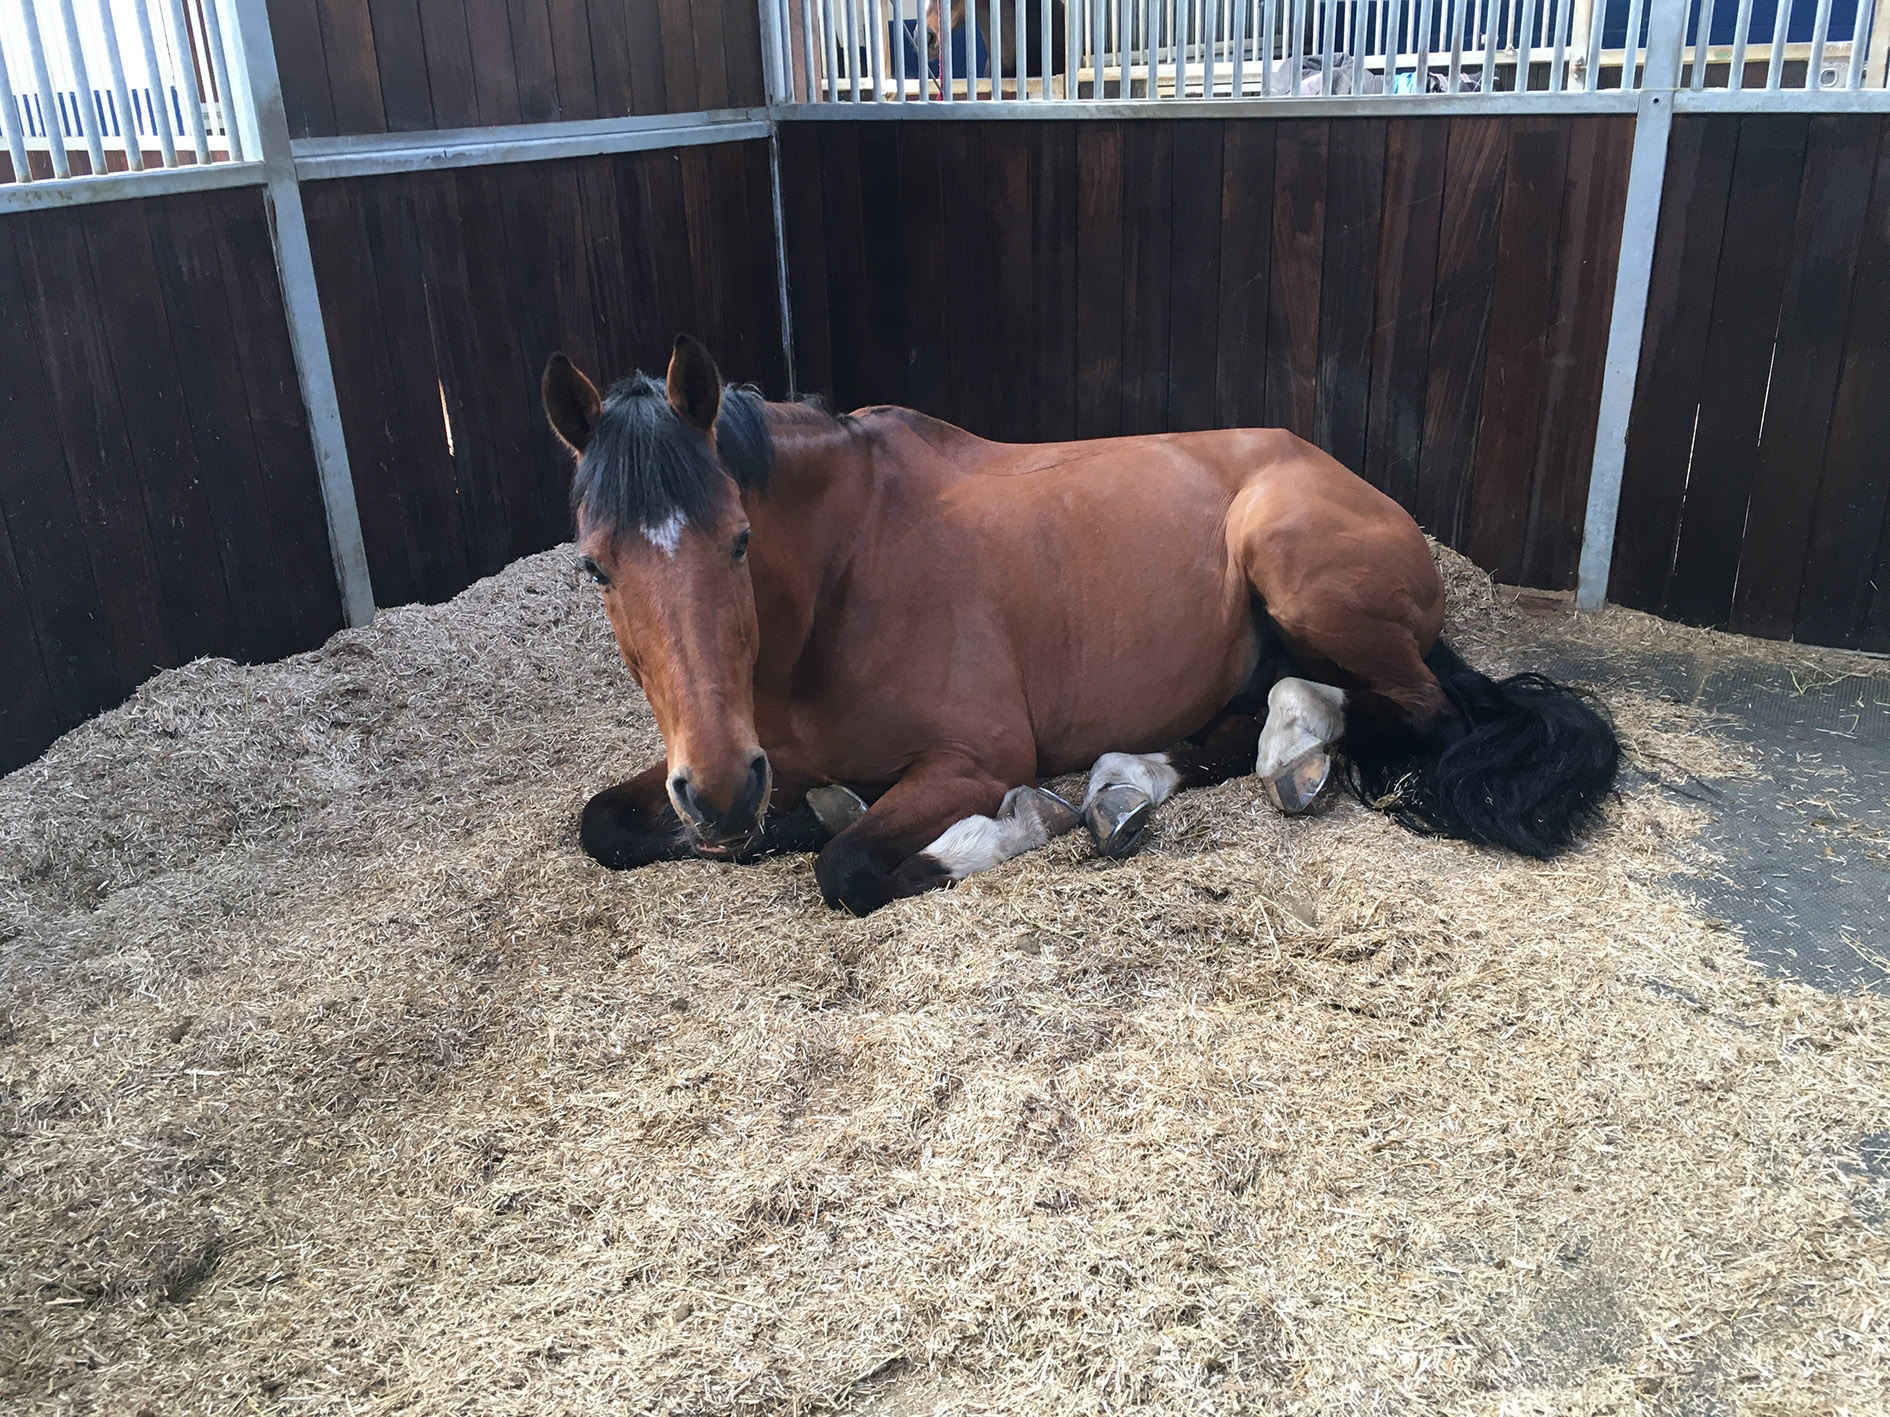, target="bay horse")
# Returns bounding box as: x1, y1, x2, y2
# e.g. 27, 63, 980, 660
544, 337, 1618, 916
